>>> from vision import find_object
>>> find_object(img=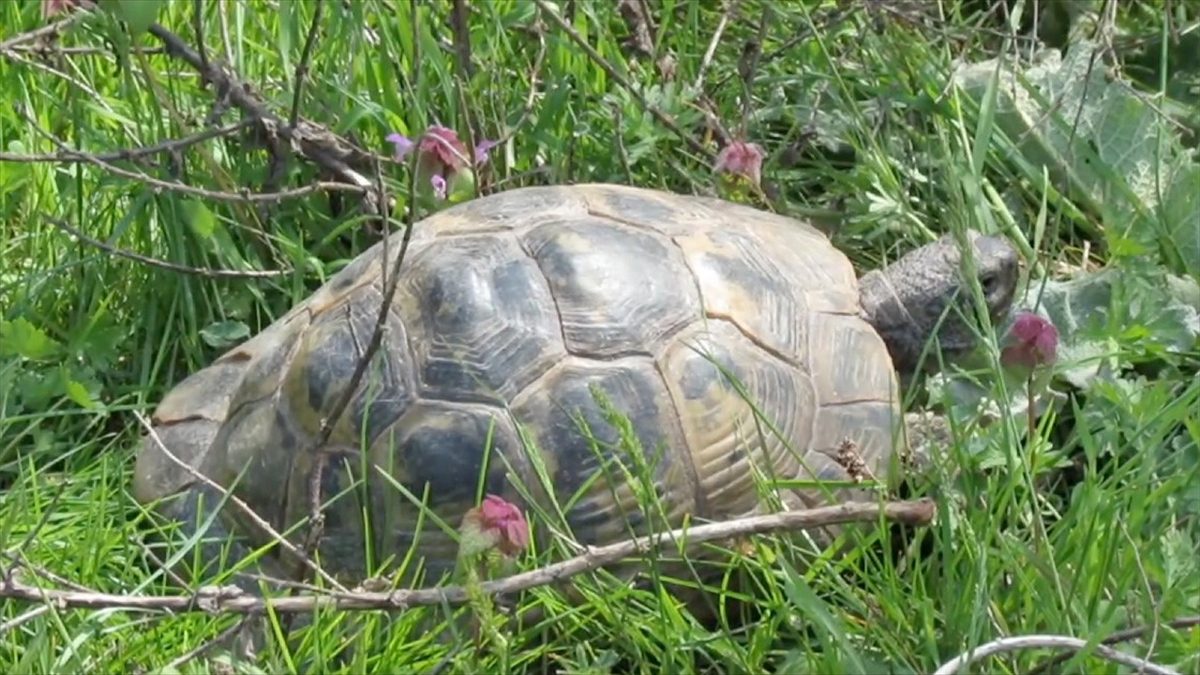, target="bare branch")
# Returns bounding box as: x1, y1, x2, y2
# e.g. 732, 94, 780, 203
15, 106, 365, 204
707, 6, 854, 93
0, 120, 251, 164
449, 0, 475, 79
2, 553, 93, 593
192, 0, 208, 72
289, 0, 325, 130
45, 216, 292, 280
135, 412, 348, 593
0, 13, 85, 51
2, 47, 118, 112
616, 0, 655, 59
163, 616, 253, 671
934, 634, 1181, 675
694, 0, 740, 91
3, 45, 167, 56
0, 605, 51, 637
0, 500, 936, 615
146, 22, 379, 196
1028, 616, 1200, 675
490, 23, 547, 150
291, 0, 422, 575
736, 4, 770, 138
